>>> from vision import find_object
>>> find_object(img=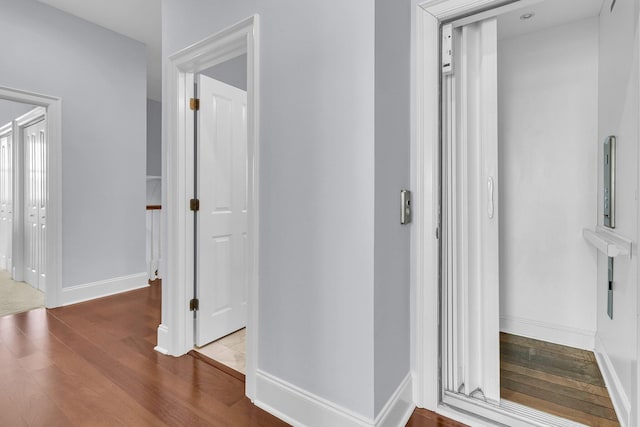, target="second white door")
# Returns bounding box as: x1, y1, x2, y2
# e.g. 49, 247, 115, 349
0, 127, 12, 272
23, 117, 46, 292
196, 75, 248, 347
